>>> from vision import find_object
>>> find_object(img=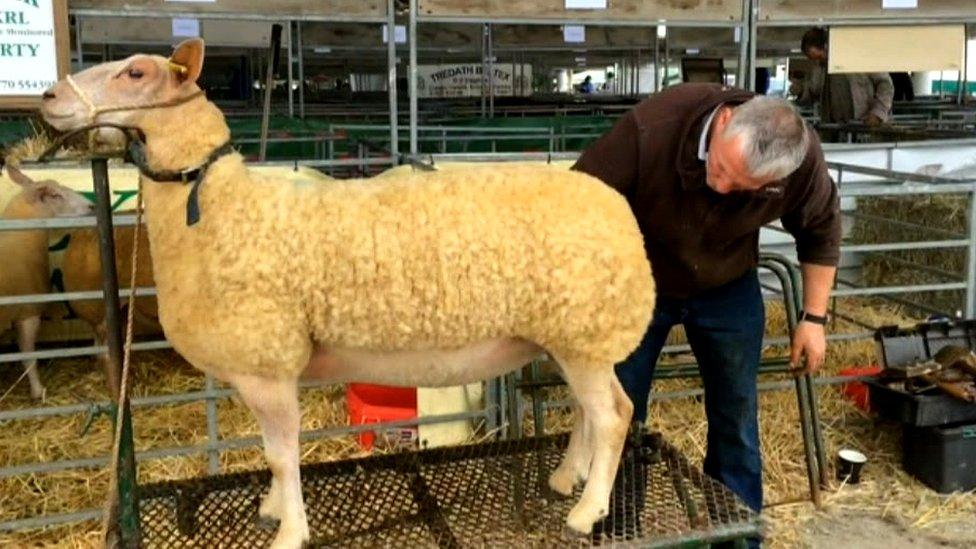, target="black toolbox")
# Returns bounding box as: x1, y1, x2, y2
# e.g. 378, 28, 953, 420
869, 320, 976, 427
871, 320, 976, 493
903, 422, 976, 493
